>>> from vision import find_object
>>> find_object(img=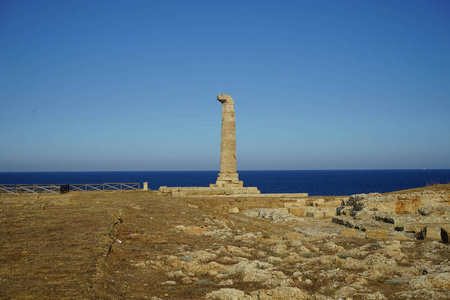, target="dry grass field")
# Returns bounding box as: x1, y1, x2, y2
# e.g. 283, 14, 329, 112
1, 185, 449, 299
